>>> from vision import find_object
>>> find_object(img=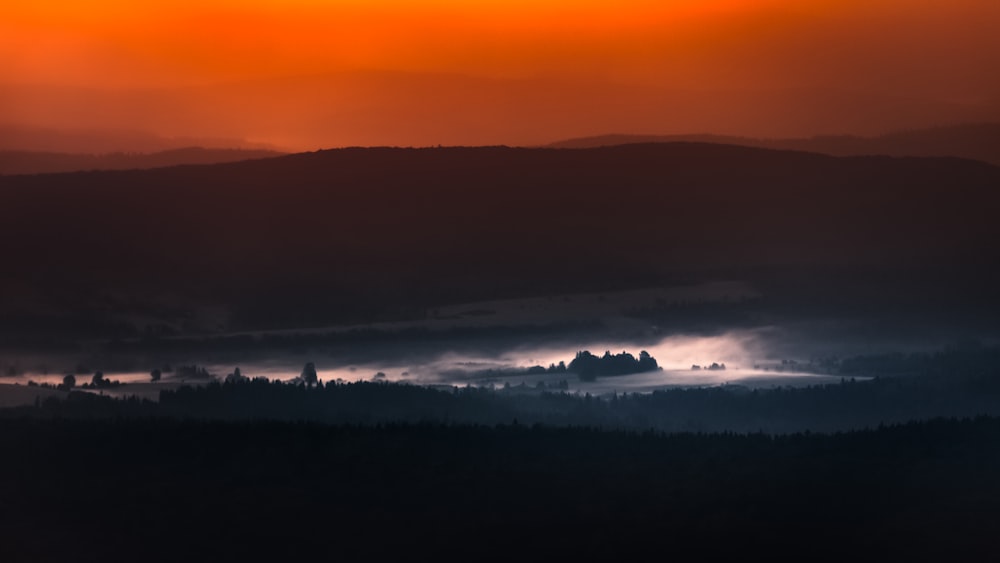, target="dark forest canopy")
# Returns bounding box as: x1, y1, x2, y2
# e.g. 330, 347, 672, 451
2, 416, 1000, 560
